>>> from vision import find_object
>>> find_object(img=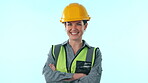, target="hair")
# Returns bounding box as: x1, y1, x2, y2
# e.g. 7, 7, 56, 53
83, 20, 87, 25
